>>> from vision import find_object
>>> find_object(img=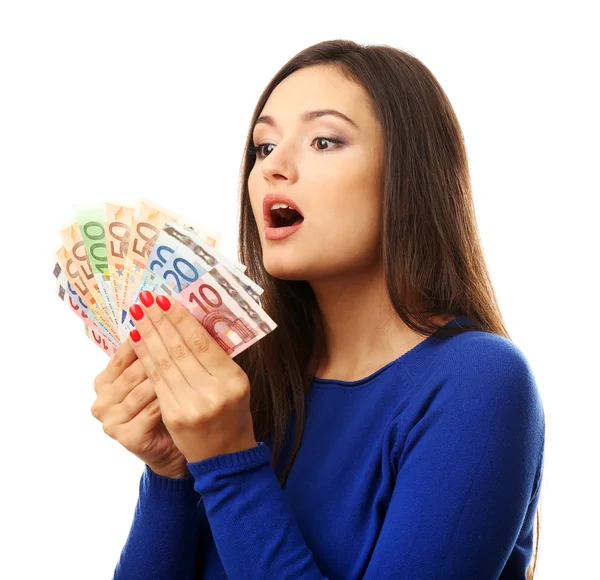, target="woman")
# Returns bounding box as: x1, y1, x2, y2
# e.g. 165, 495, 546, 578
97, 39, 545, 579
